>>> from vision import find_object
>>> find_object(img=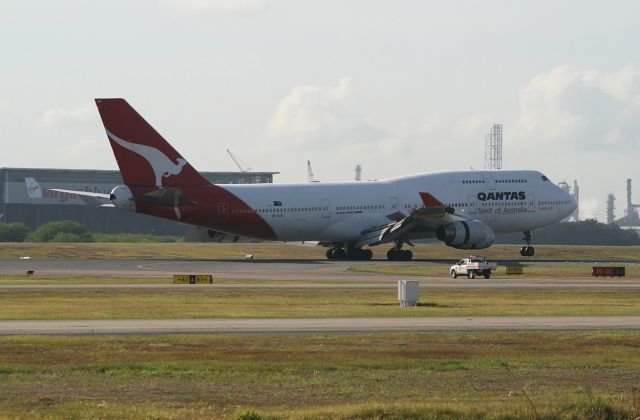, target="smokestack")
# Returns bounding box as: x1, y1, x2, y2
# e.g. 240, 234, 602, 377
355, 164, 362, 181
627, 179, 633, 214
